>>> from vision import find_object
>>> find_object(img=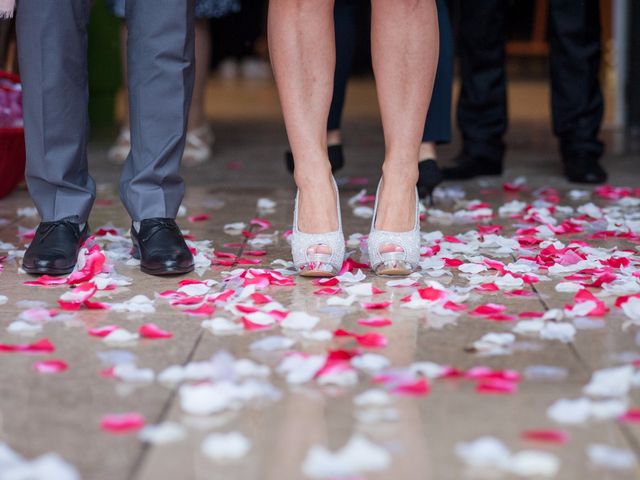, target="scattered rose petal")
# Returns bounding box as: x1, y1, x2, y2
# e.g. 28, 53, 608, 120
201, 432, 251, 462
521, 429, 570, 444
139, 323, 173, 339
33, 359, 68, 374
100, 413, 145, 434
